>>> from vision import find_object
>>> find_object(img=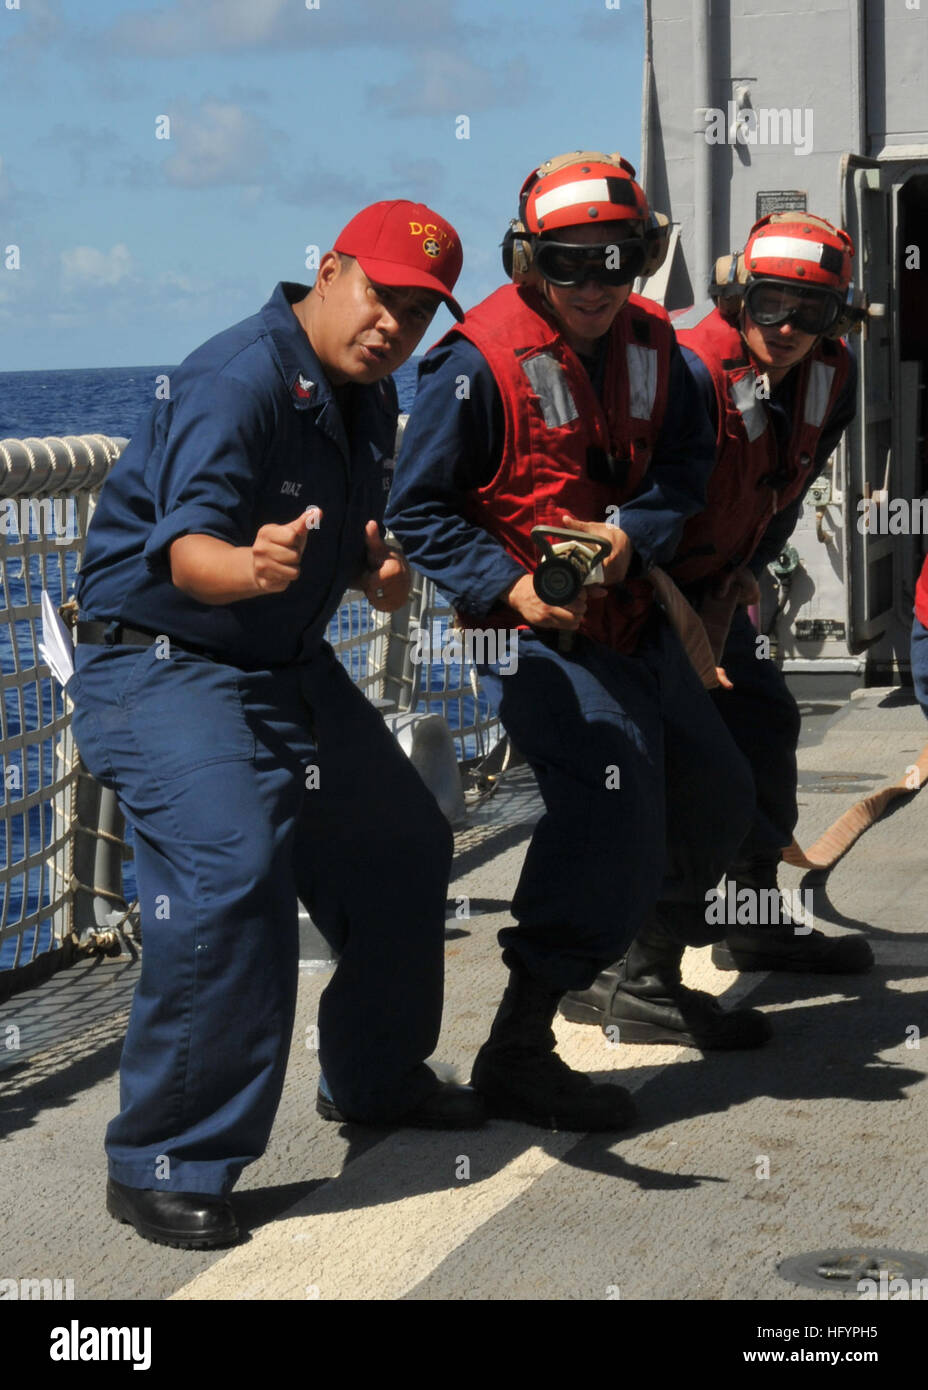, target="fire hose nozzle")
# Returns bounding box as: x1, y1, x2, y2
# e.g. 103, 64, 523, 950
530, 525, 613, 606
